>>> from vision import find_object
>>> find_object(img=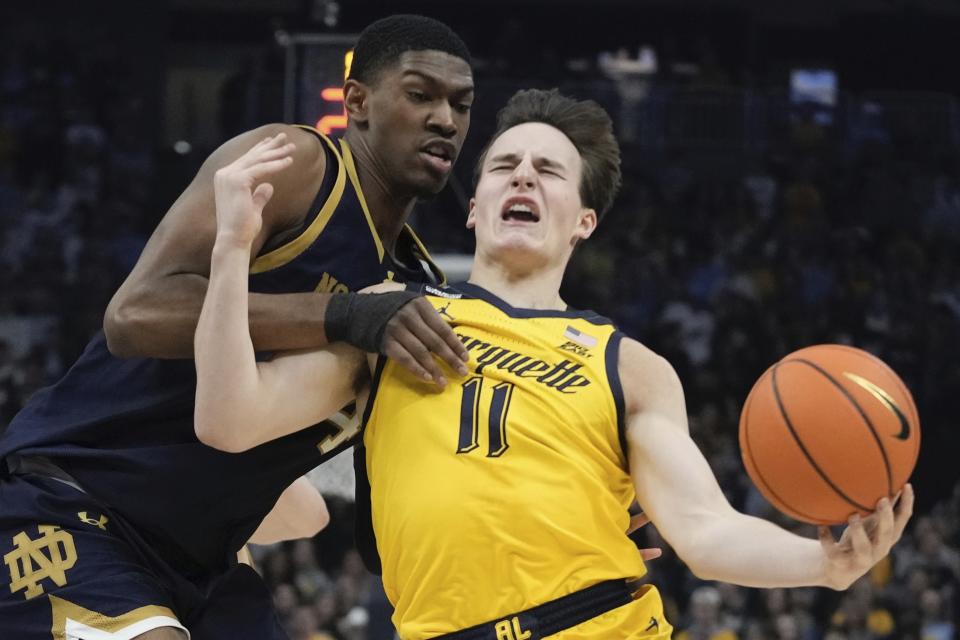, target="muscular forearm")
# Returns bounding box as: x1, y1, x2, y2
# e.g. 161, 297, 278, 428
106, 274, 333, 359
680, 511, 829, 589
